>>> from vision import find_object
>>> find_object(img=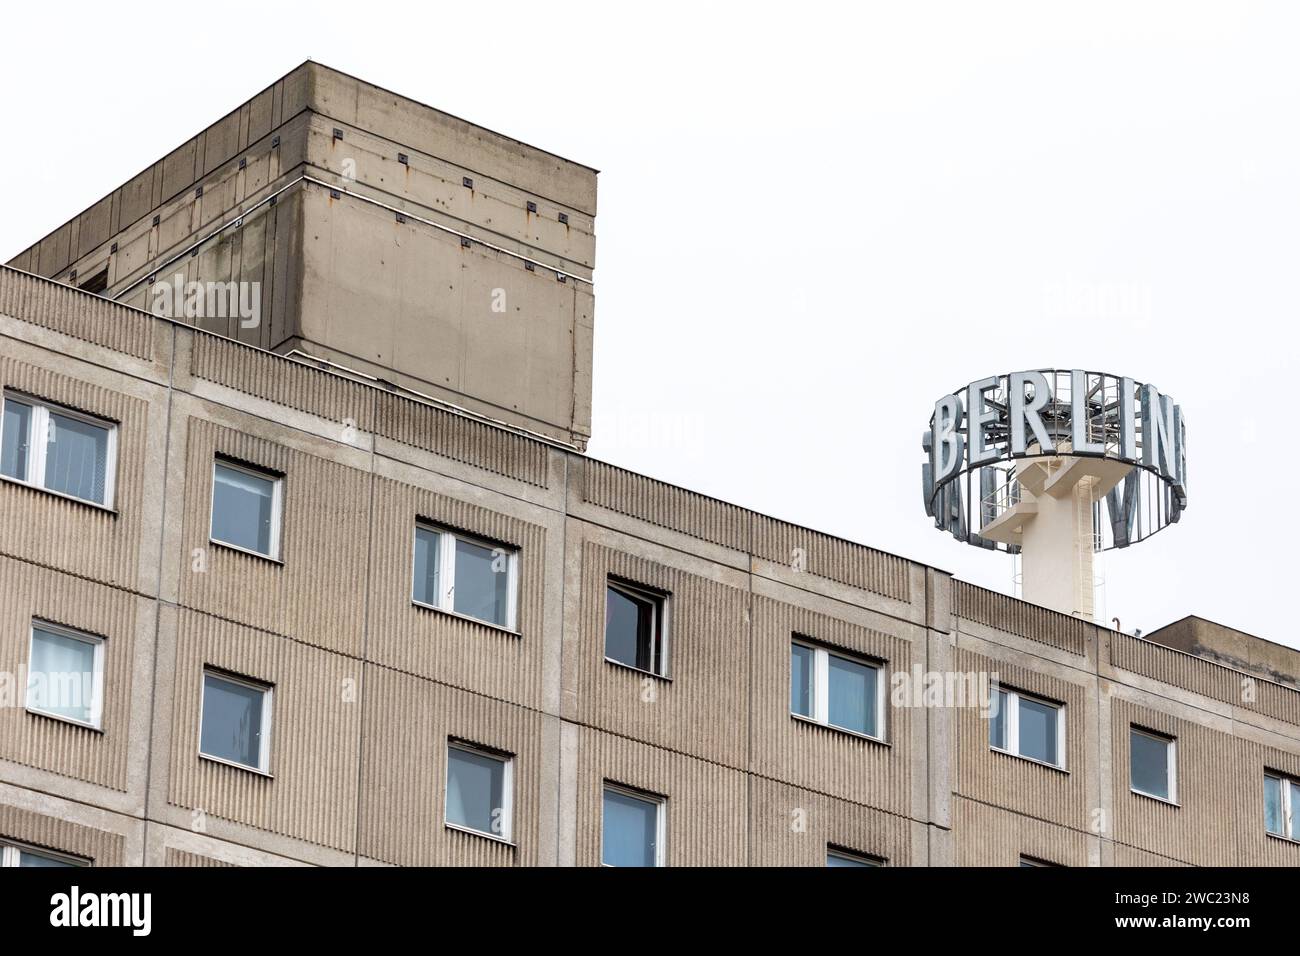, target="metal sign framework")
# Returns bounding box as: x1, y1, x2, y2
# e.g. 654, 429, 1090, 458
921, 369, 1188, 553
